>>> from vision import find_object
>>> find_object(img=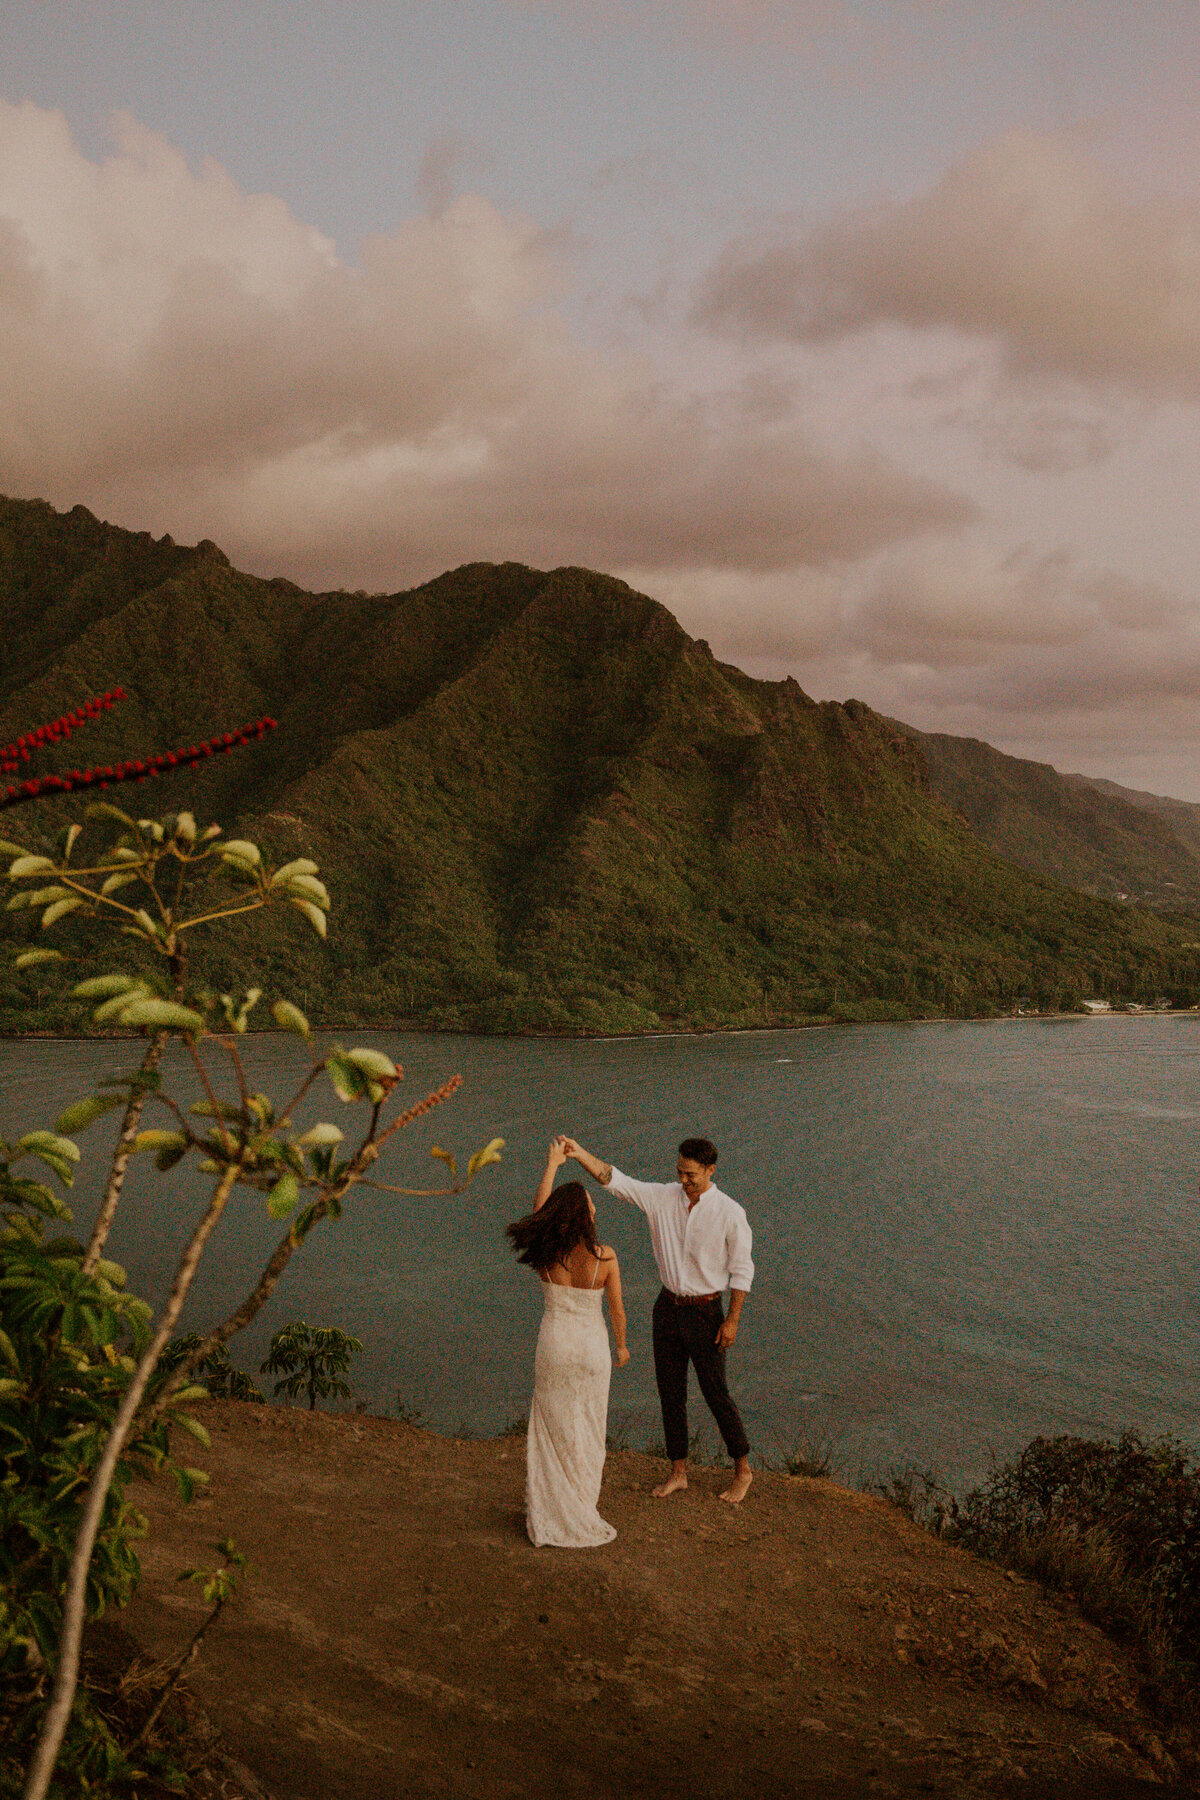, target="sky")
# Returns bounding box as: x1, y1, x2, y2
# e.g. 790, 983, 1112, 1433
4, 2, 1200, 796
